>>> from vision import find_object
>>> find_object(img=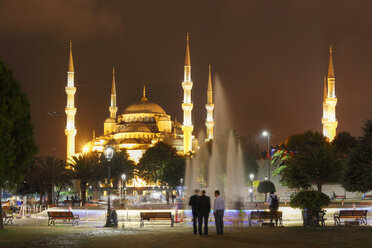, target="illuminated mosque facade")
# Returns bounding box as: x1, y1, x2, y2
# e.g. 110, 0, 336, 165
64, 35, 214, 163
